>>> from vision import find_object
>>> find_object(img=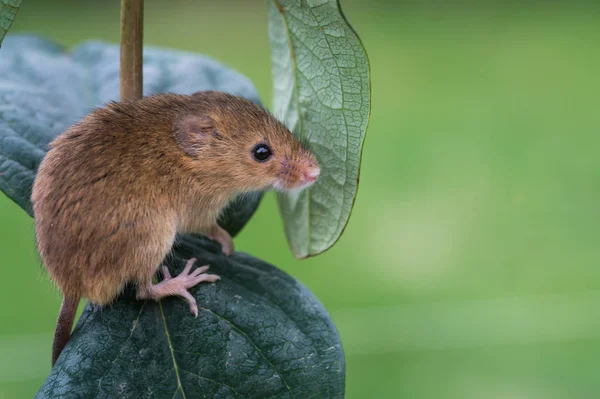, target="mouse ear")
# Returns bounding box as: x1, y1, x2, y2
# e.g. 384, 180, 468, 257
173, 115, 216, 157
